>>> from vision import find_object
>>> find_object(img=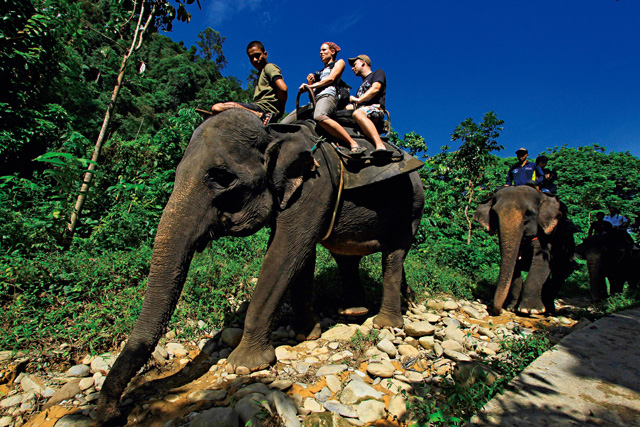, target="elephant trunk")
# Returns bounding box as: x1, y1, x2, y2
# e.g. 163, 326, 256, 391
493, 214, 524, 314
97, 182, 214, 423
585, 253, 607, 302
